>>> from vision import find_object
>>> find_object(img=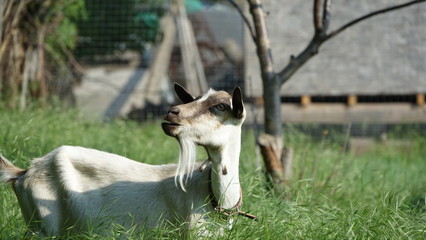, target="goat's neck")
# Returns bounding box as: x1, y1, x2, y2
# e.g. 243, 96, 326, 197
206, 135, 241, 209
